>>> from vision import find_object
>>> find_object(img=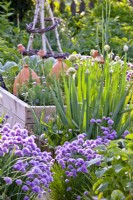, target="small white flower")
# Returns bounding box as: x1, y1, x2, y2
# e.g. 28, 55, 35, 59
85, 69, 90, 74
123, 44, 129, 52
66, 67, 76, 75
104, 44, 110, 52
109, 69, 114, 73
